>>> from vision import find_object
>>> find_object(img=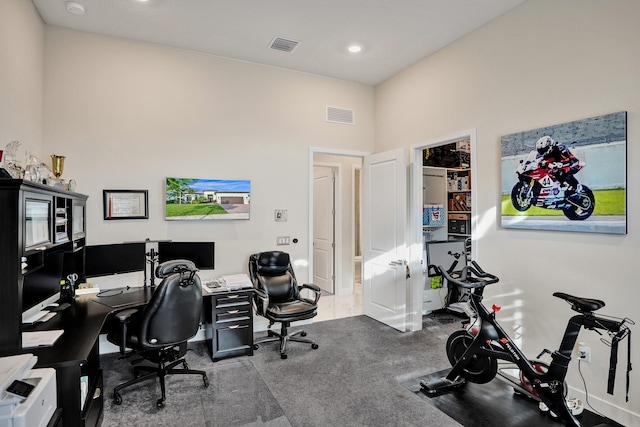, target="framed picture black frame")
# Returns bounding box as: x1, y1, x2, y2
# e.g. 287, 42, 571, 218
103, 189, 149, 220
